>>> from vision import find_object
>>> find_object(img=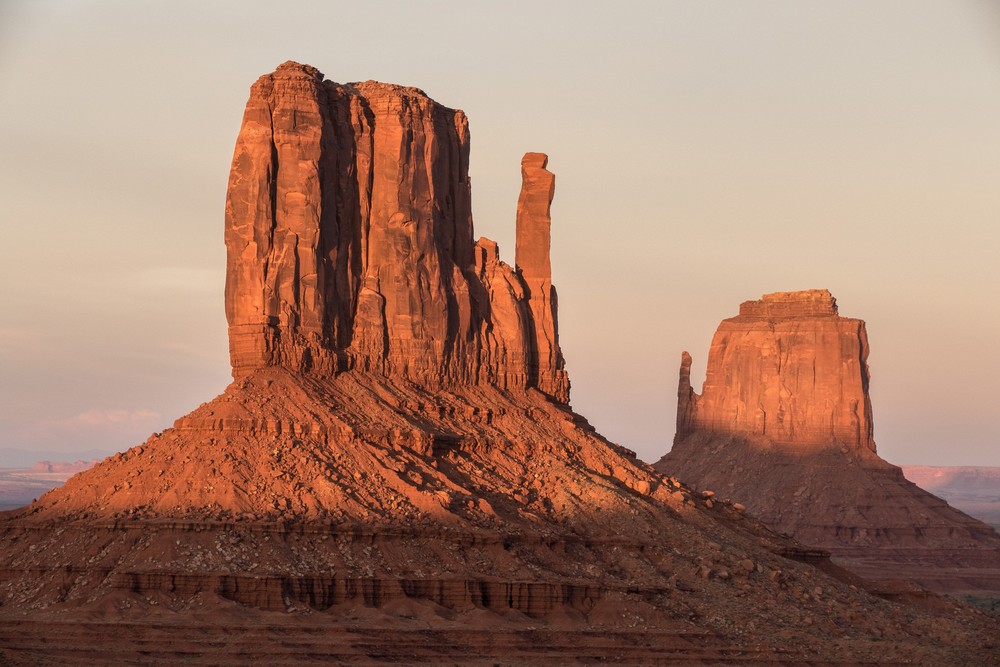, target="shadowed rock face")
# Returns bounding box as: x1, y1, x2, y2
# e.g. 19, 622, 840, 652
225, 62, 568, 402
675, 290, 875, 451
659, 290, 1000, 595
